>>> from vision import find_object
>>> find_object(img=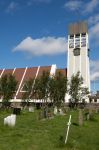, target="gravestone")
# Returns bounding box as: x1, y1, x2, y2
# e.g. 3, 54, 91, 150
4, 114, 16, 127
54, 106, 58, 115
59, 108, 63, 115
13, 108, 21, 115
10, 114, 16, 127
29, 106, 34, 112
